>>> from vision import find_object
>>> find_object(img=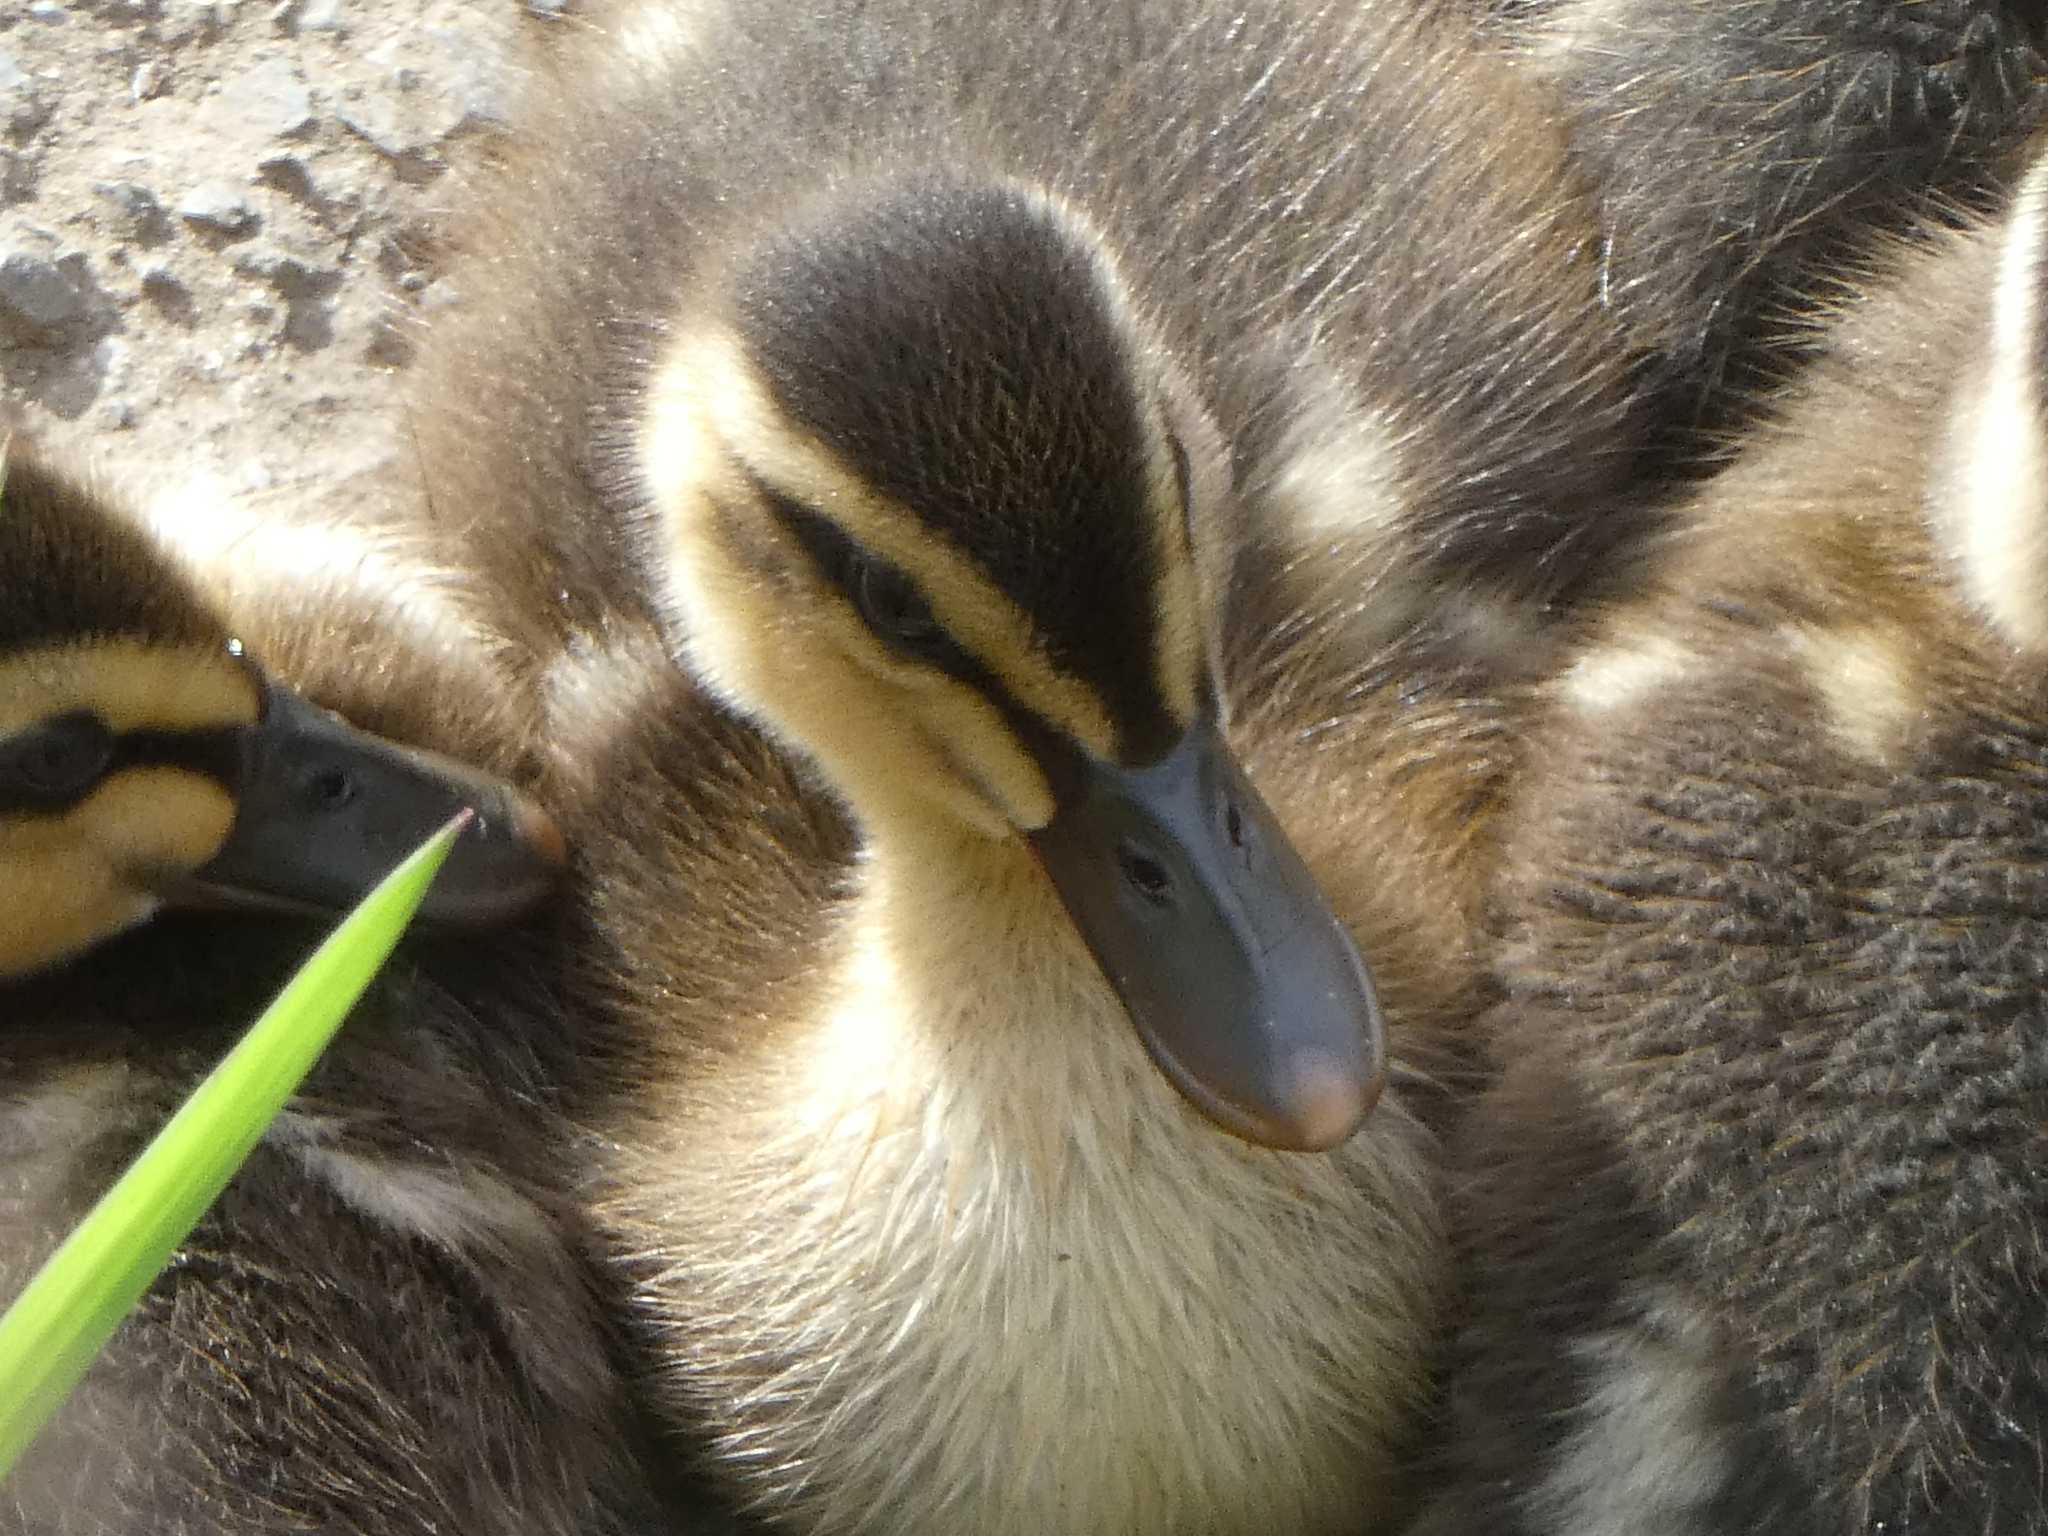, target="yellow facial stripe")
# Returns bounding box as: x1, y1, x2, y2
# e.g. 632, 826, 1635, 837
0, 640, 260, 738
0, 767, 236, 977
85, 766, 239, 866
640, 337, 756, 583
